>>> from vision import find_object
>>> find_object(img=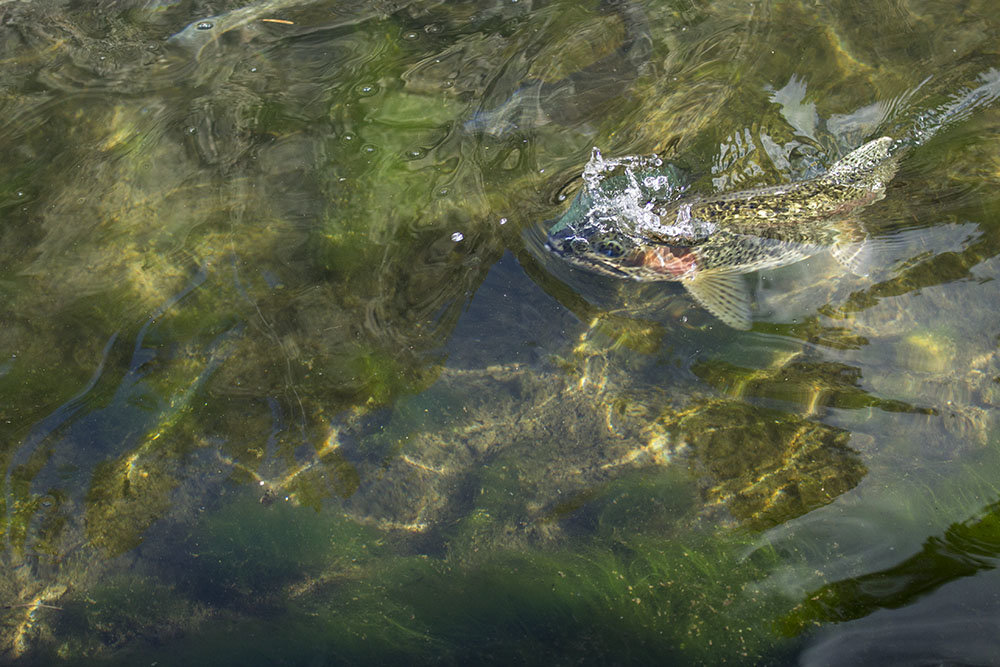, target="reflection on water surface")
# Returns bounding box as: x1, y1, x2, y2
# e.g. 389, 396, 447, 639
1, 0, 999, 663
